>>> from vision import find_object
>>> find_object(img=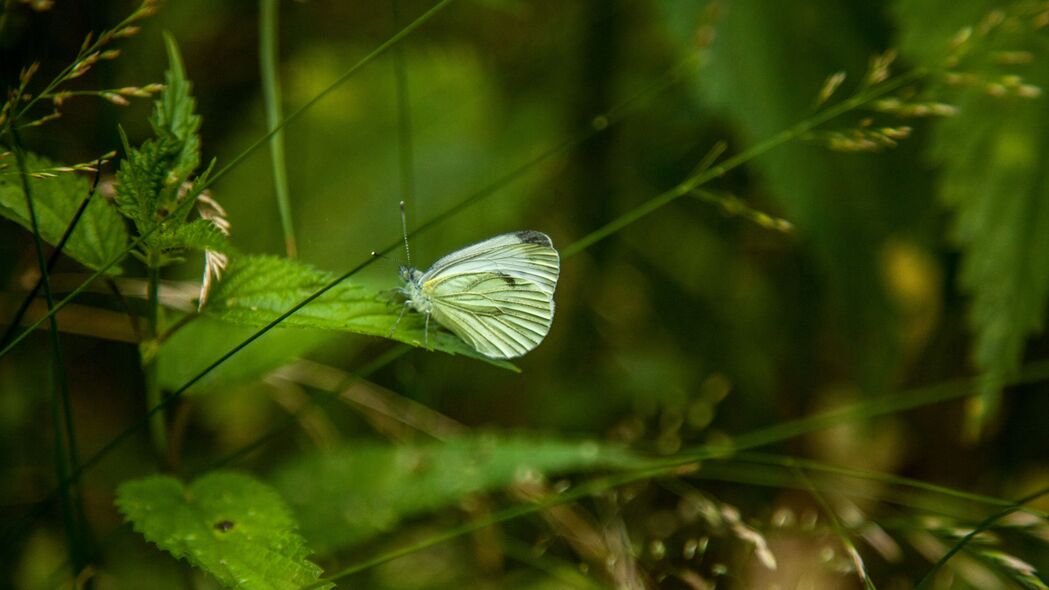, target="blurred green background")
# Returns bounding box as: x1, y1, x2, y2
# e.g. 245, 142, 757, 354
3, 0, 1049, 588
